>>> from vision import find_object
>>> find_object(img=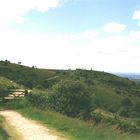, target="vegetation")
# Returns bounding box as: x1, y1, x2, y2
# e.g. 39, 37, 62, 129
0, 60, 55, 89
0, 116, 10, 140
0, 76, 21, 98
1, 60, 140, 139
0, 113, 21, 140
48, 80, 93, 118
16, 108, 139, 140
